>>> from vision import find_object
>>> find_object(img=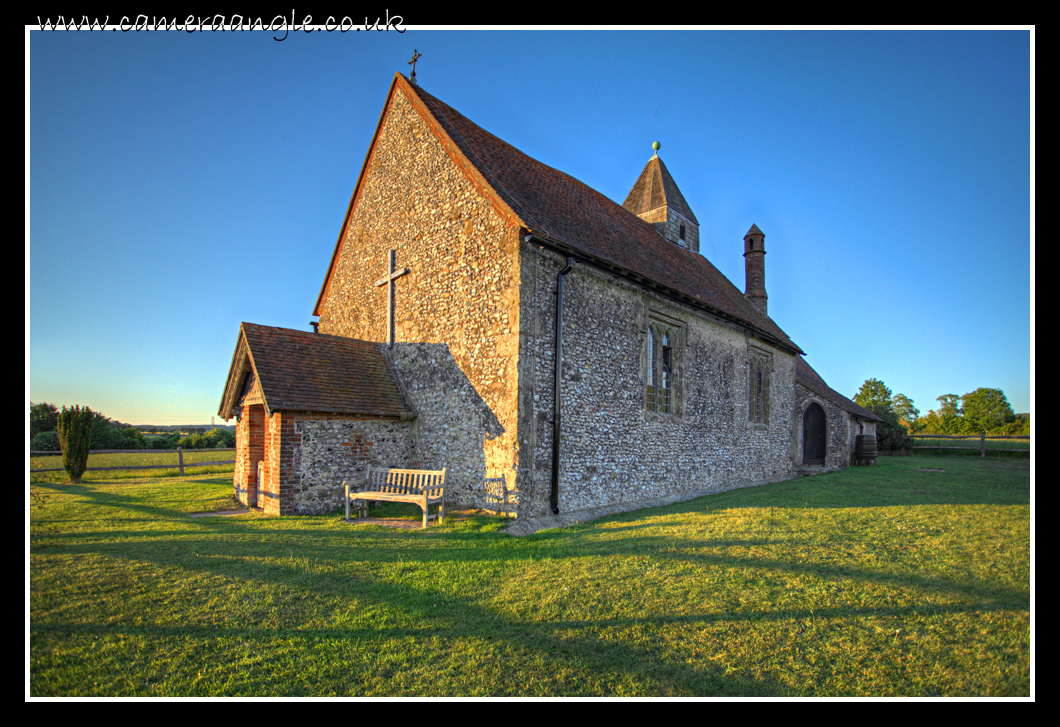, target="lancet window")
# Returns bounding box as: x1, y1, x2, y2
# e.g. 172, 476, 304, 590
748, 350, 771, 425
646, 325, 676, 414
